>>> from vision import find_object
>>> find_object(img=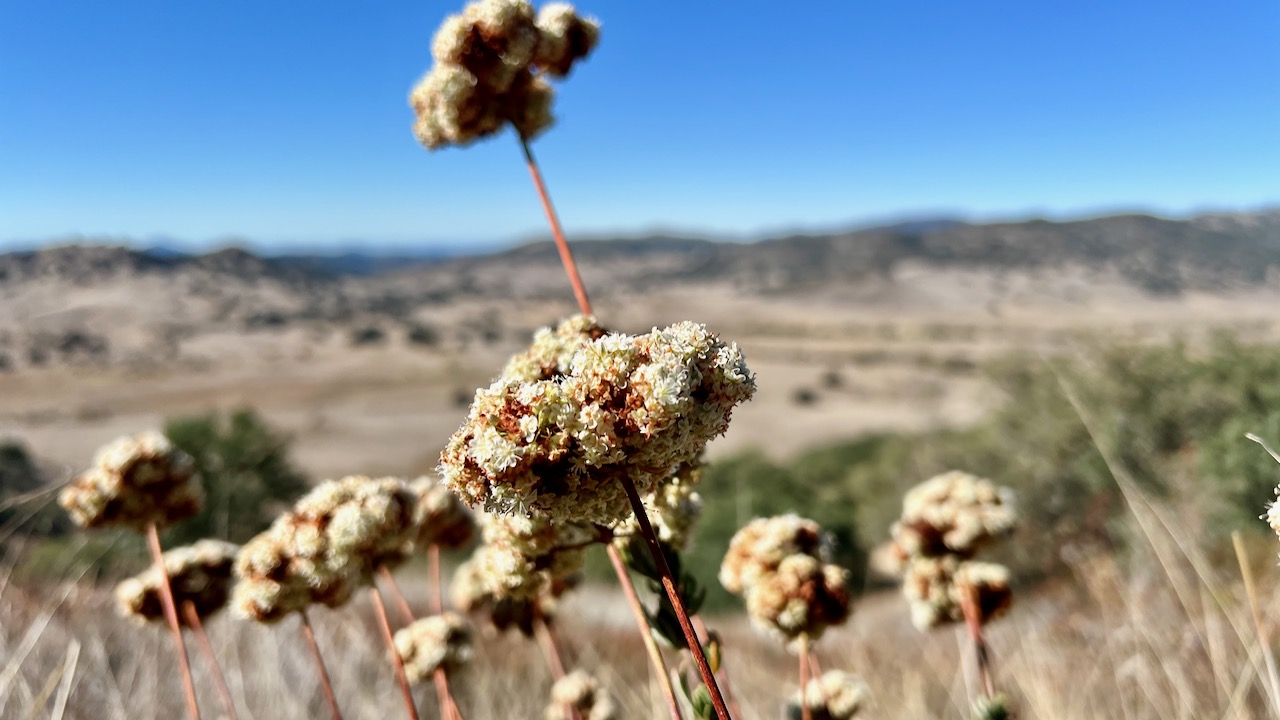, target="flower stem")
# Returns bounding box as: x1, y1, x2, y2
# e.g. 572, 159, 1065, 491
379, 565, 416, 625
429, 544, 444, 615
606, 543, 683, 720
692, 615, 741, 718
958, 580, 996, 700
377, 566, 462, 720
798, 634, 812, 720
618, 475, 732, 720
144, 522, 201, 720
534, 616, 583, 720
519, 136, 592, 317
371, 586, 421, 720
181, 600, 238, 720
299, 610, 343, 720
